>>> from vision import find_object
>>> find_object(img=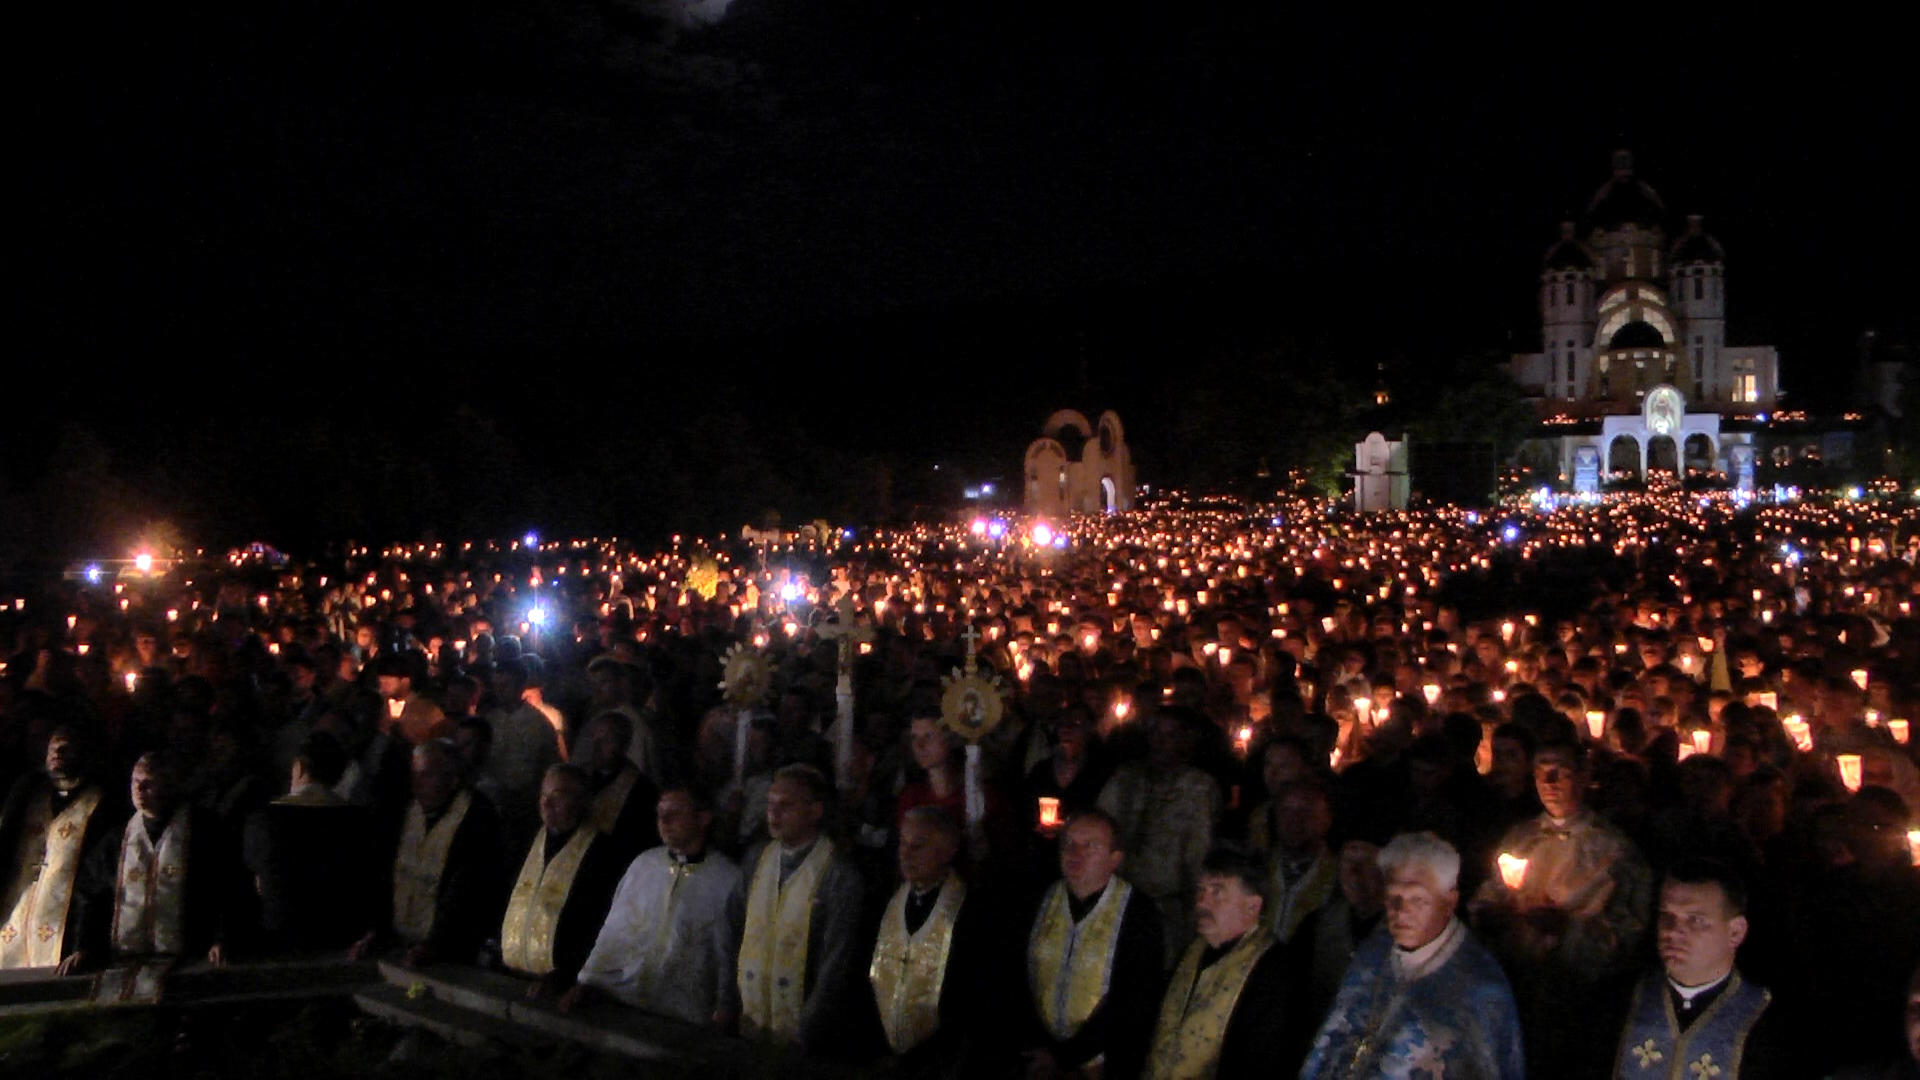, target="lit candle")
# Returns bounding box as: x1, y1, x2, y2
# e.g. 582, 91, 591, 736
1851, 669, 1869, 691
1836, 754, 1863, 793
1500, 621, 1515, 643
1783, 716, 1813, 753
1691, 730, 1713, 755
124, 672, 138, 693
388, 698, 406, 720
1235, 725, 1253, 757
1423, 684, 1441, 706
1585, 710, 1606, 740
1113, 698, 1131, 722
1038, 797, 1061, 830
1497, 853, 1529, 890
1890, 719, 1910, 745
1907, 829, 1920, 868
